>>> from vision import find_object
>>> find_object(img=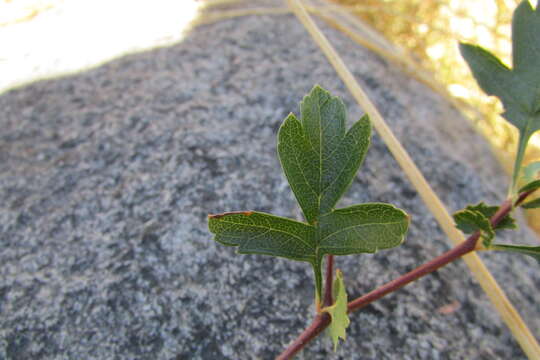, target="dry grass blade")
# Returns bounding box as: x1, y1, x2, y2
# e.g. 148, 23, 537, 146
287, 0, 540, 358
